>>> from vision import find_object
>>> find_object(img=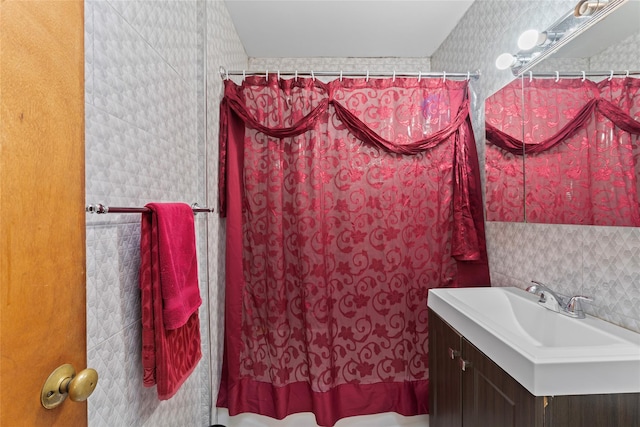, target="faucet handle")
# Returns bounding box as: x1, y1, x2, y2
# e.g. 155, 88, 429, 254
566, 295, 593, 318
